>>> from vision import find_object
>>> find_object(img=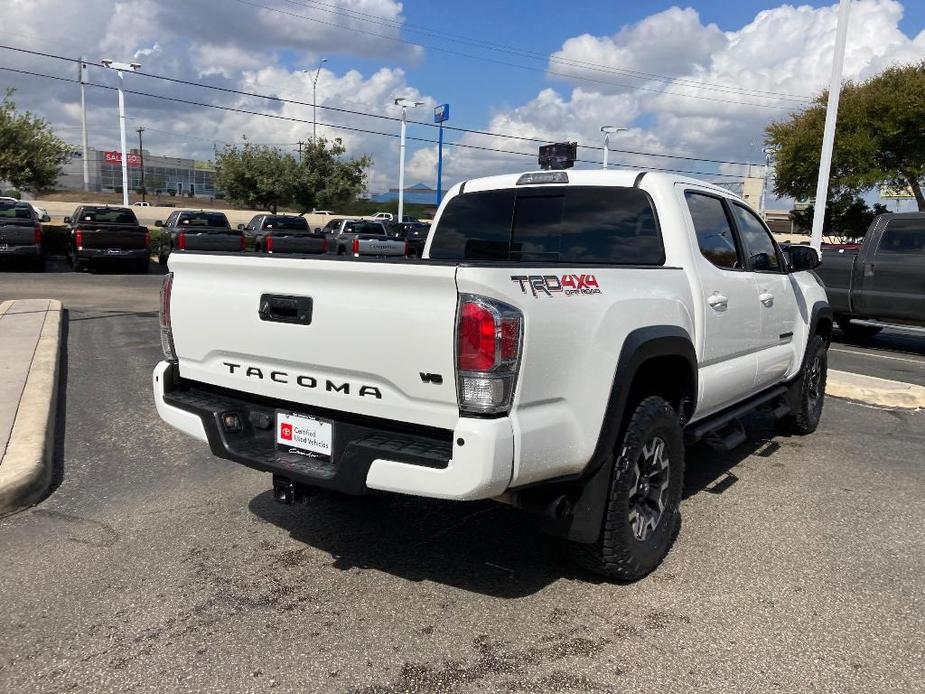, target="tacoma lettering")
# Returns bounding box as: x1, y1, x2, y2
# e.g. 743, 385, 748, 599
220, 362, 381, 399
